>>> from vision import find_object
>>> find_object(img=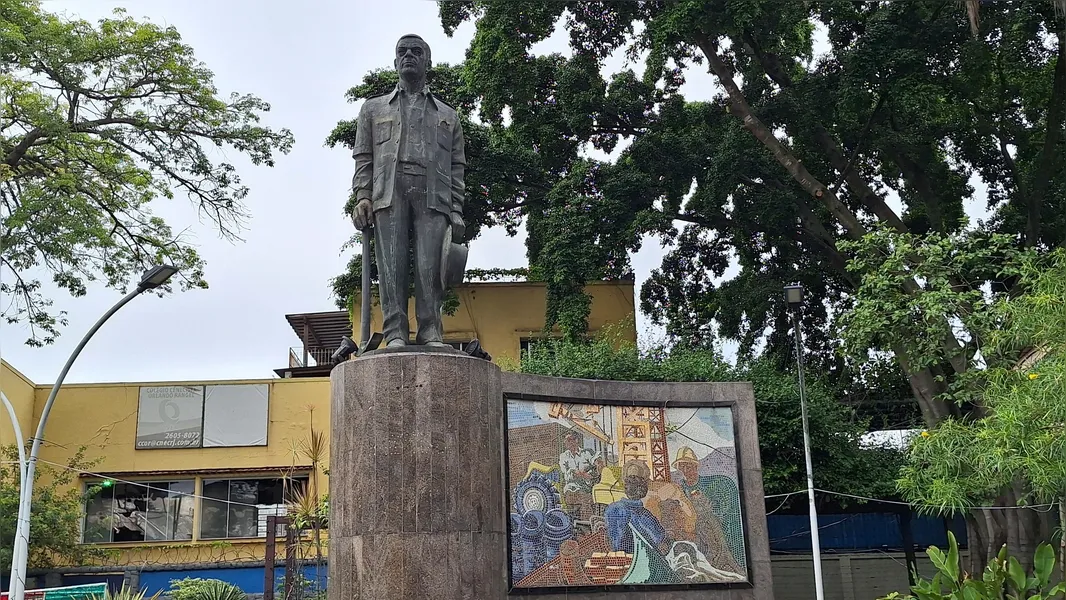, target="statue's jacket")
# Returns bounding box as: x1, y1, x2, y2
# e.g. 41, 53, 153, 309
351, 86, 466, 218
